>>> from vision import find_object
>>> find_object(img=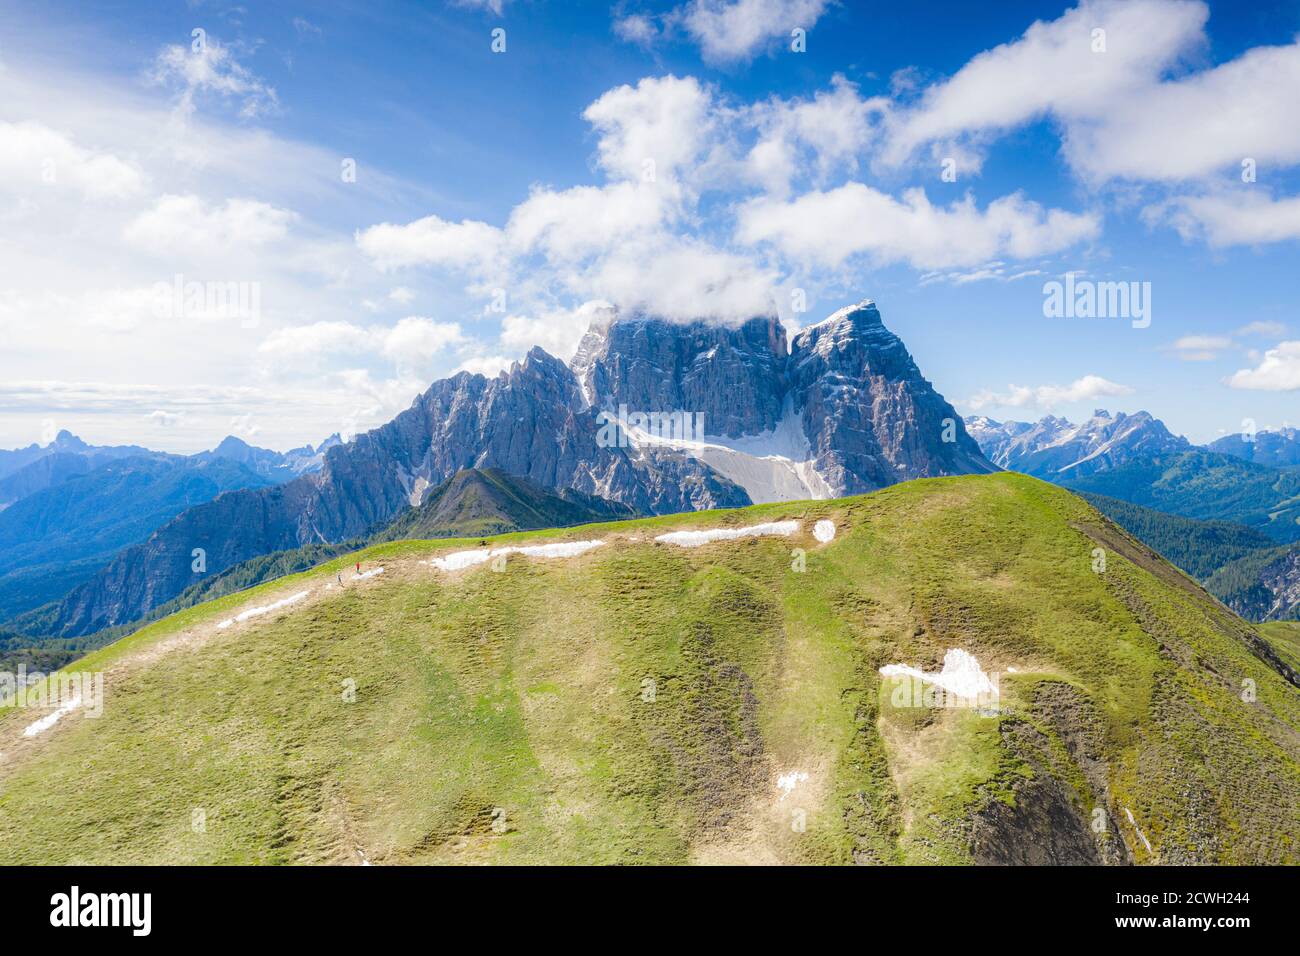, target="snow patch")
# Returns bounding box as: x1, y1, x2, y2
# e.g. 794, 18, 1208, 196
776, 770, 809, 801
355, 567, 384, 580
625, 405, 831, 504
429, 540, 605, 572
21, 694, 83, 738
812, 520, 836, 543
879, 649, 996, 700
655, 520, 799, 548
216, 589, 311, 630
